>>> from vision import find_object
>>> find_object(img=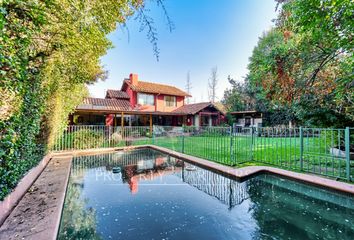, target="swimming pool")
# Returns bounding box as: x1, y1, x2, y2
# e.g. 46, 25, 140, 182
58, 148, 354, 239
